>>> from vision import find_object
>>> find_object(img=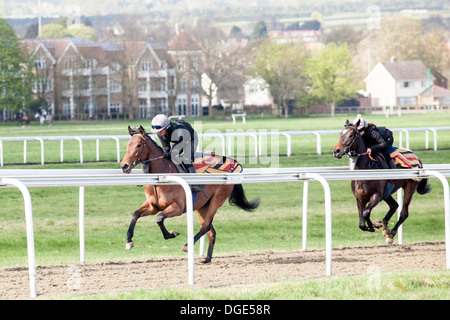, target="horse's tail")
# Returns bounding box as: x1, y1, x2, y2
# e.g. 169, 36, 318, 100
417, 178, 431, 195
228, 184, 260, 212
